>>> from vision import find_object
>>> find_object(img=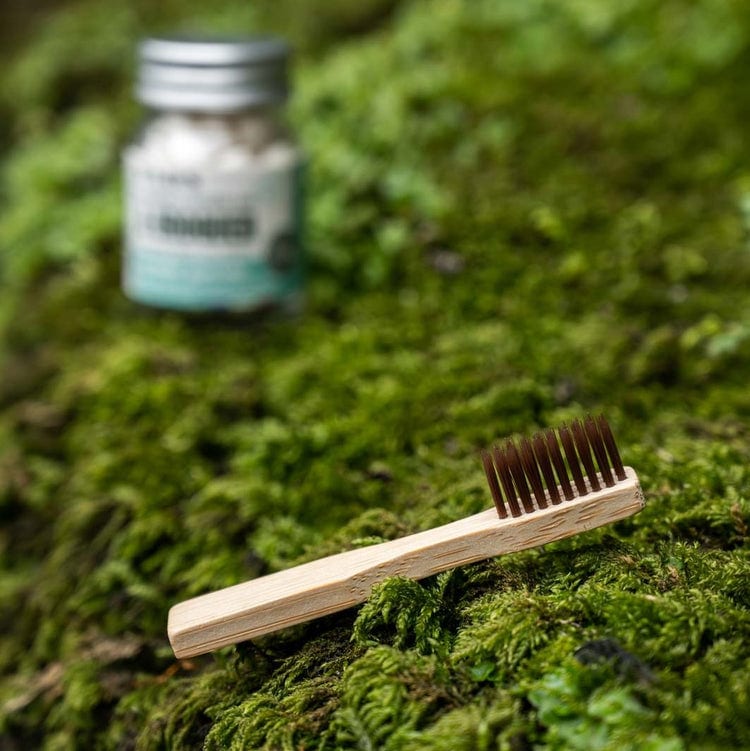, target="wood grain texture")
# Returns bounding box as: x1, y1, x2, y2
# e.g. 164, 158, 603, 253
169, 467, 643, 657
